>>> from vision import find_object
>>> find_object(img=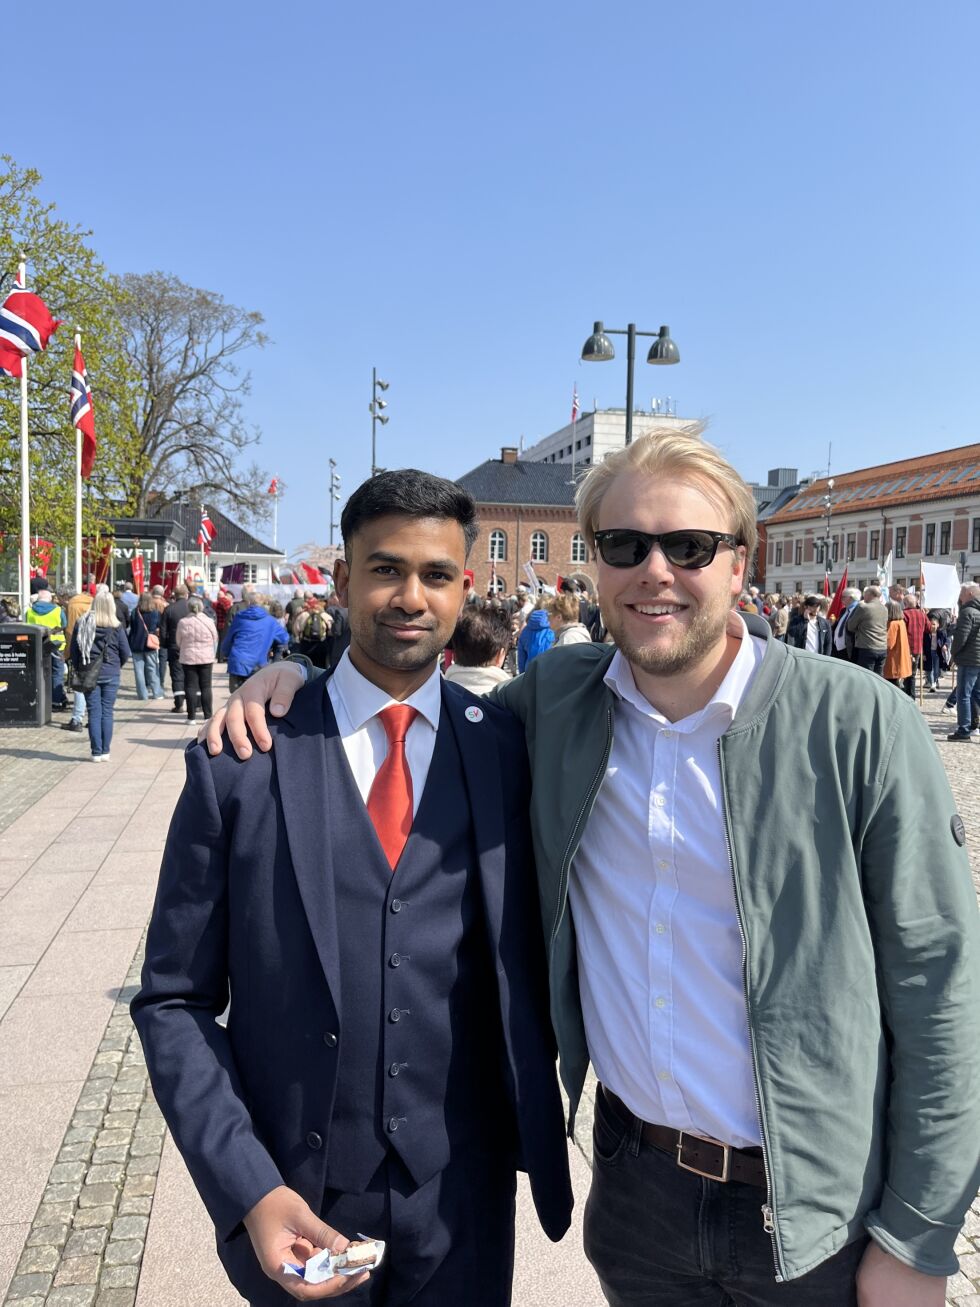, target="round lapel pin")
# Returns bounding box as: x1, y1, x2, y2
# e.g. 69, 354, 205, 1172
464, 705, 484, 723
